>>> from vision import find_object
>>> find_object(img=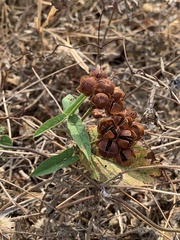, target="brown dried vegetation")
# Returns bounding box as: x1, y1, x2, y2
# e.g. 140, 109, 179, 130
0, 1, 180, 239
